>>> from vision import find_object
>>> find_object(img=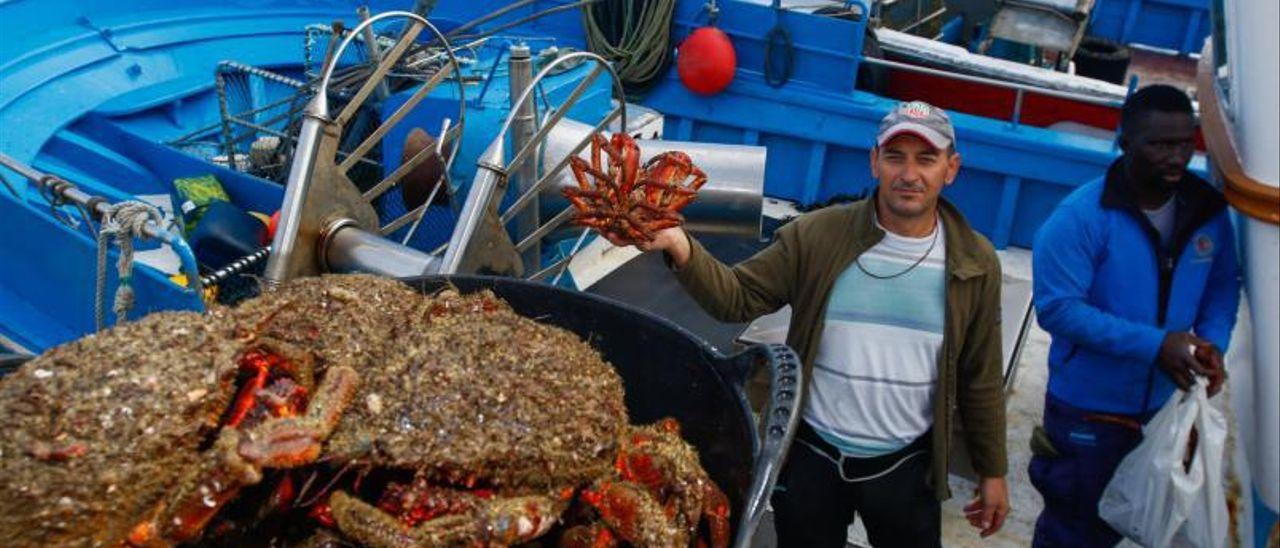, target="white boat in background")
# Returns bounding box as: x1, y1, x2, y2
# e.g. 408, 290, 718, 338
1199, 0, 1279, 544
